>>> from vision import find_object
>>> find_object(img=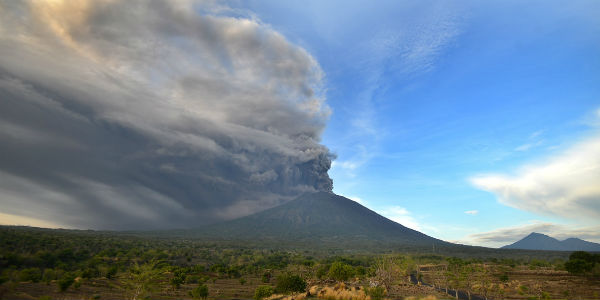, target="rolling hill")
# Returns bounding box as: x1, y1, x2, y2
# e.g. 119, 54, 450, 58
502, 232, 600, 251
